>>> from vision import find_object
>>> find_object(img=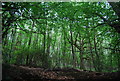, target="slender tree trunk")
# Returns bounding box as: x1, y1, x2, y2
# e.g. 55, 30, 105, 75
88, 35, 96, 71
70, 22, 75, 67
26, 20, 34, 65
93, 35, 101, 72
63, 26, 67, 67
79, 38, 85, 70
47, 26, 50, 55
